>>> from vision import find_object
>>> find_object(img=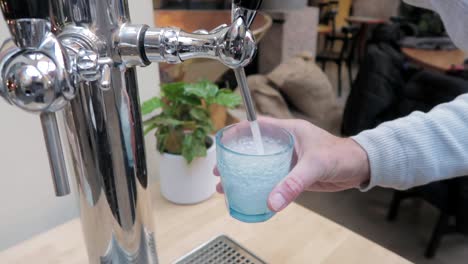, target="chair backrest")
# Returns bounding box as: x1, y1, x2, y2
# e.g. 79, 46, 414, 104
319, 1, 339, 36
335, 0, 353, 29
319, 0, 353, 37
340, 25, 361, 60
